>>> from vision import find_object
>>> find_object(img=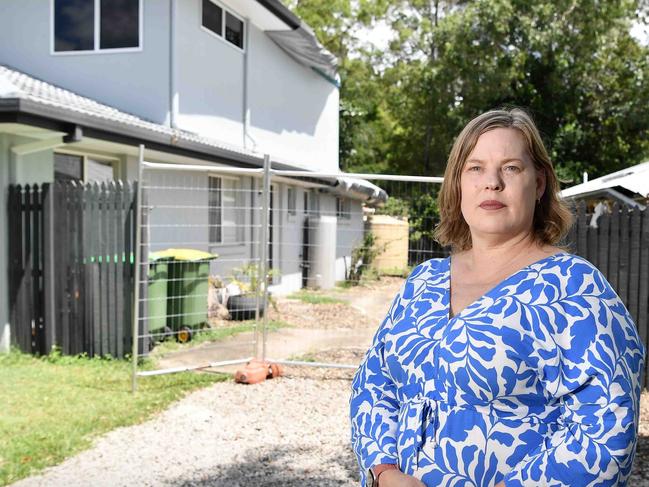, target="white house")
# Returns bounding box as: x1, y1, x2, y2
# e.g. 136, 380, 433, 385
560, 161, 649, 210
0, 0, 387, 343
